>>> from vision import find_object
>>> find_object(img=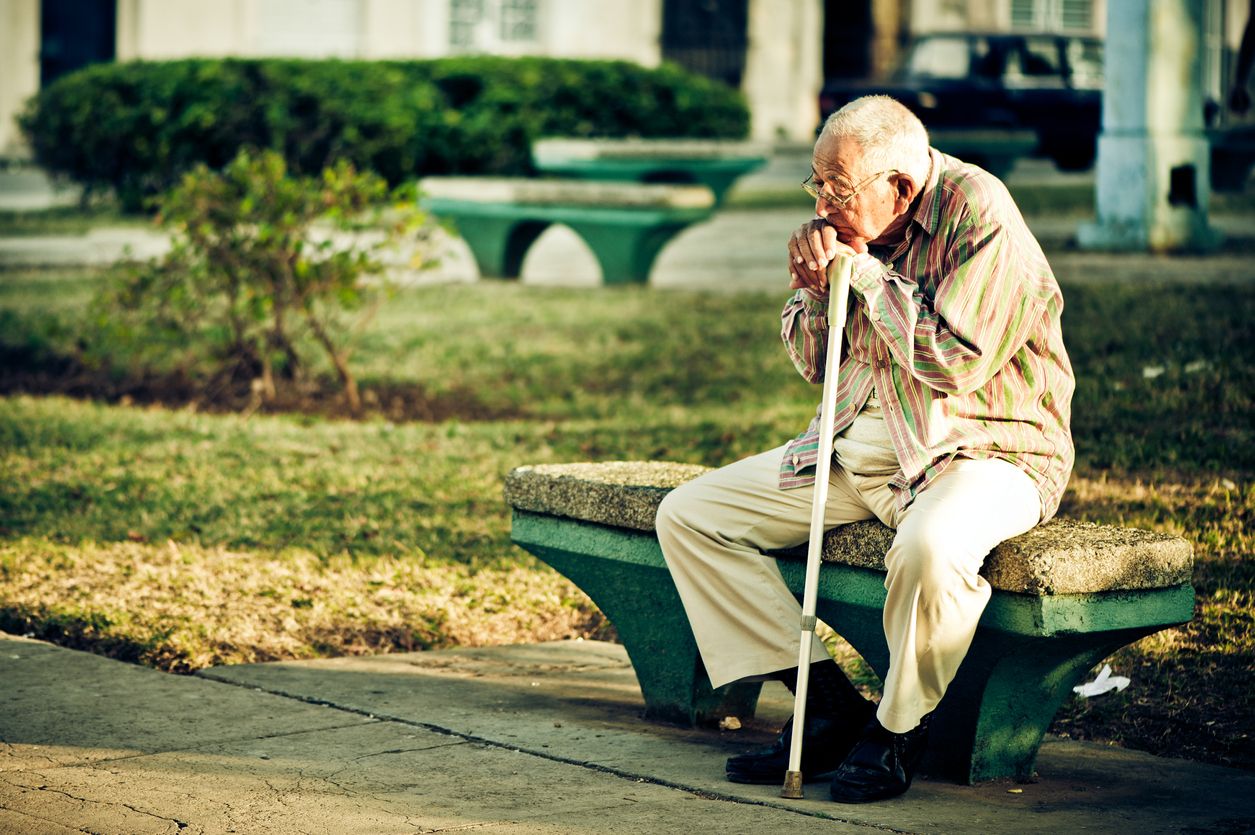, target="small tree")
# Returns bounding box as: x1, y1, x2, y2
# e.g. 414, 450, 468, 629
99, 149, 432, 414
